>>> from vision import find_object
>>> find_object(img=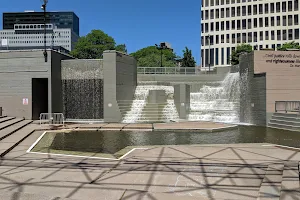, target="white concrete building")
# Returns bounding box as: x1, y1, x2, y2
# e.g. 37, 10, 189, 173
0, 24, 78, 52
201, 0, 300, 68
